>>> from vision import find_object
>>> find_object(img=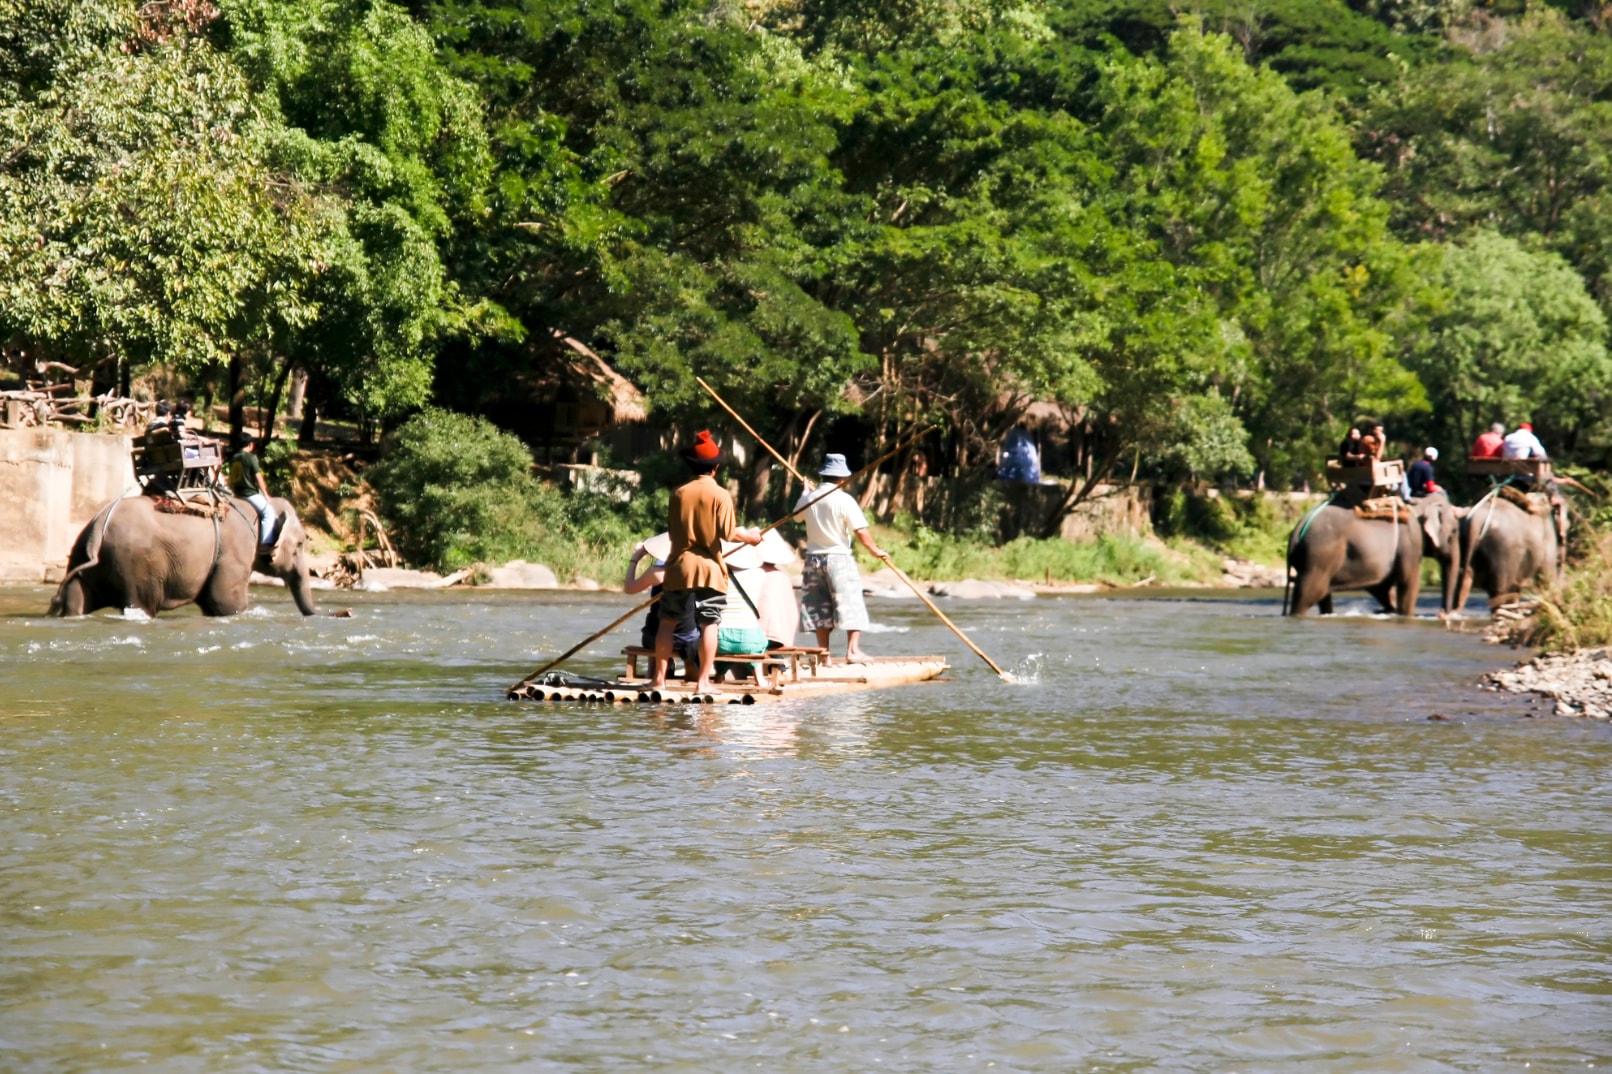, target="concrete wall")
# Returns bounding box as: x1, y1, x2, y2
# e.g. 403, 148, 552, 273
0, 429, 136, 583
